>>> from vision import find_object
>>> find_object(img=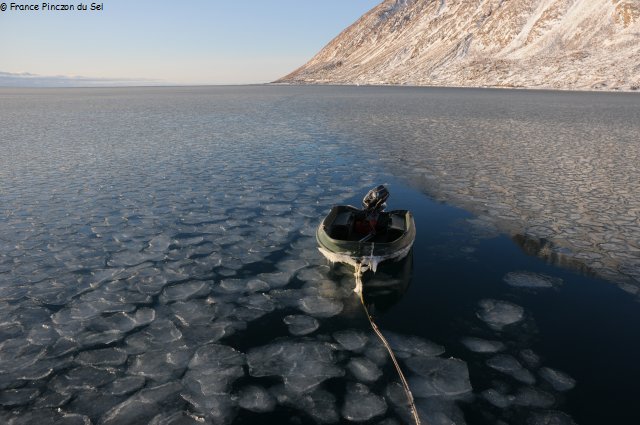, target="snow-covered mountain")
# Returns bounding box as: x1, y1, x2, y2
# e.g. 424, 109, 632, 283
278, 0, 640, 91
